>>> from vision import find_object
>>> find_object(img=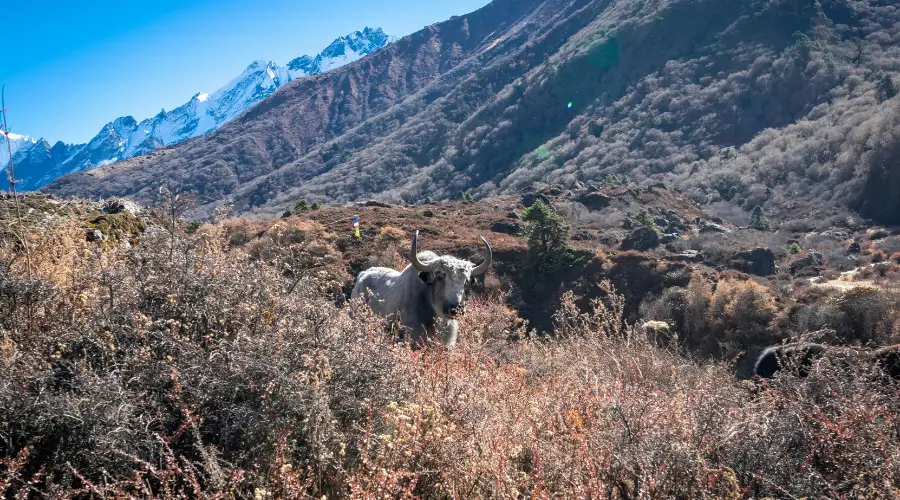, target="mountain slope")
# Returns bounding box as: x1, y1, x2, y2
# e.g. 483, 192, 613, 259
0, 133, 35, 167
44, 0, 900, 226
41, 0, 579, 204
5, 27, 392, 191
